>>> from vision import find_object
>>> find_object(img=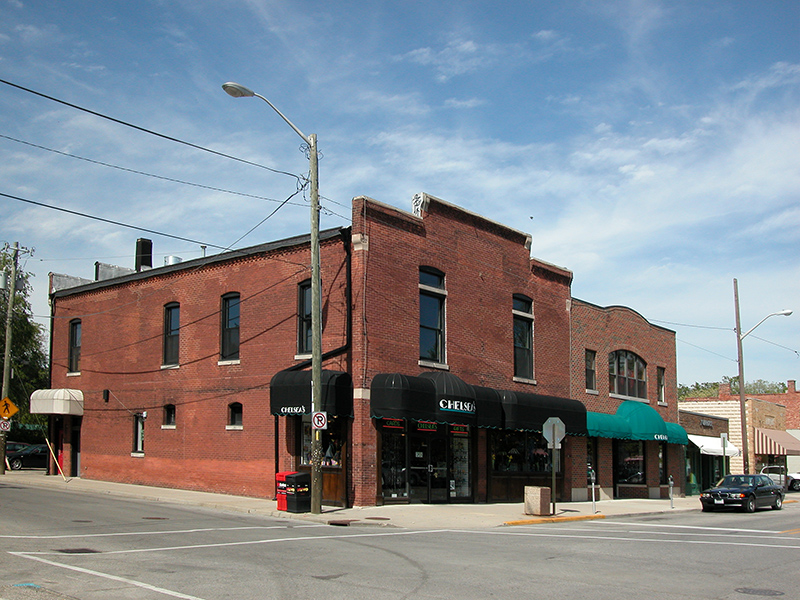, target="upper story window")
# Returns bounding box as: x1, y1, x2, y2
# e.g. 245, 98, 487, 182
512, 295, 534, 380
163, 303, 180, 366
609, 350, 647, 400
68, 319, 81, 373
298, 280, 312, 355
585, 349, 597, 391
657, 367, 666, 403
220, 293, 240, 361
419, 267, 446, 364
